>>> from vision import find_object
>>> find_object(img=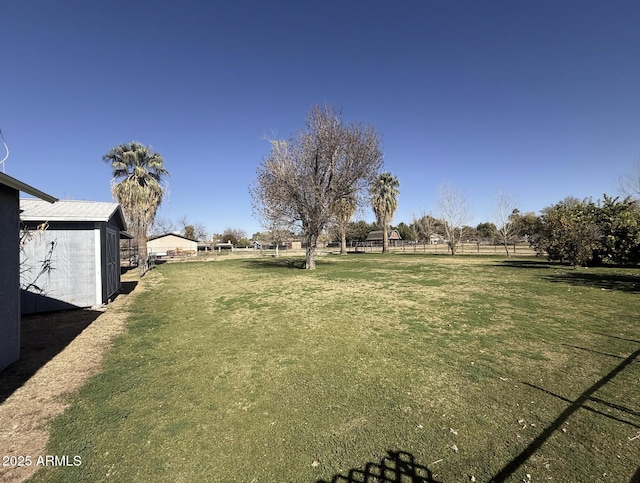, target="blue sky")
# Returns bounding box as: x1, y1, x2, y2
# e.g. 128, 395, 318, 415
3, 1, 639, 238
